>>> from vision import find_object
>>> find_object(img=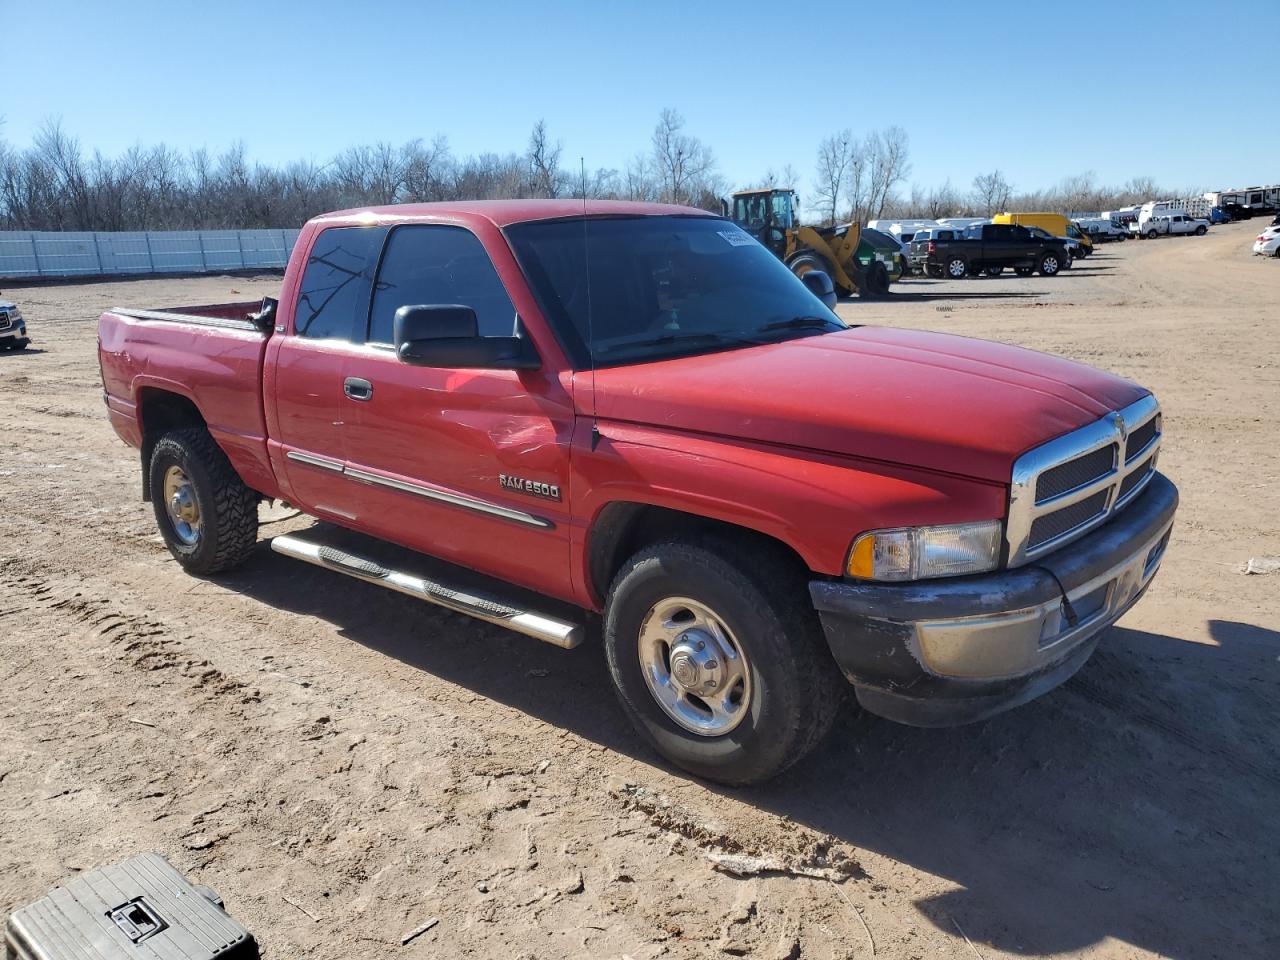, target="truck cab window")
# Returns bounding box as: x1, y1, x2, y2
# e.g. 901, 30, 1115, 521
295, 226, 387, 339
369, 225, 518, 344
